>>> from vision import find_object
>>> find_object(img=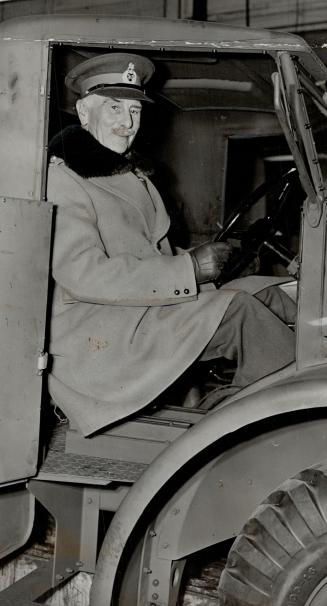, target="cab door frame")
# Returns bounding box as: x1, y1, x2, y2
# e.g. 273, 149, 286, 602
274, 51, 327, 370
